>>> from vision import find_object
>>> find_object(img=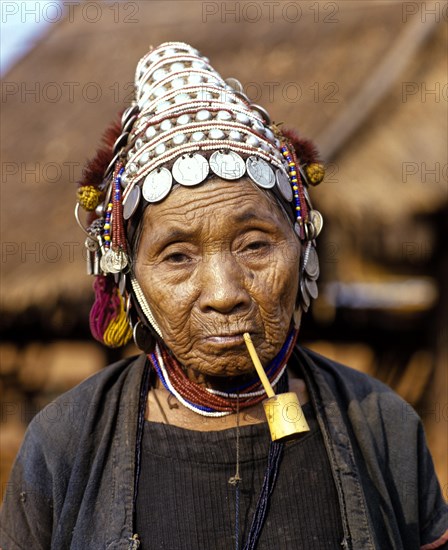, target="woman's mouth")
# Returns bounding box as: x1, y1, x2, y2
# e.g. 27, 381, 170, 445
206, 334, 246, 346
201, 331, 257, 349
